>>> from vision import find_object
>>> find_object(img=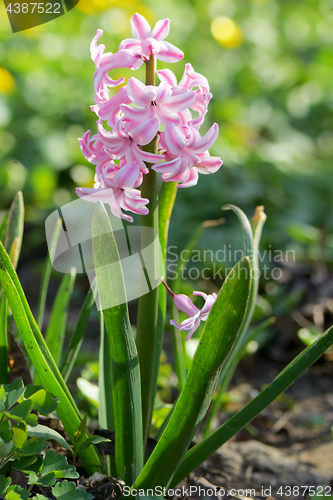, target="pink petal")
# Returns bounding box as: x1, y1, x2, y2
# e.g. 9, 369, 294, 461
75, 187, 116, 205
130, 13, 152, 40
130, 118, 159, 145
157, 69, 178, 87
113, 161, 140, 190
151, 18, 170, 41
127, 77, 155, 107
164, 124, 186, 154
196, 123, 219, 153
163, 90, 196, 112
120, 103, 151, 121
119, 38, 142, 52
184, 321, 200, 341
156, 40, 184, 63
90, 29, 105, 67
156, 106, 182, 126
142, 37, 160, 58
173, 294, 199, 316
156, 82, 173, 103
131, 145, 164, 165
176, 168, 199, 188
